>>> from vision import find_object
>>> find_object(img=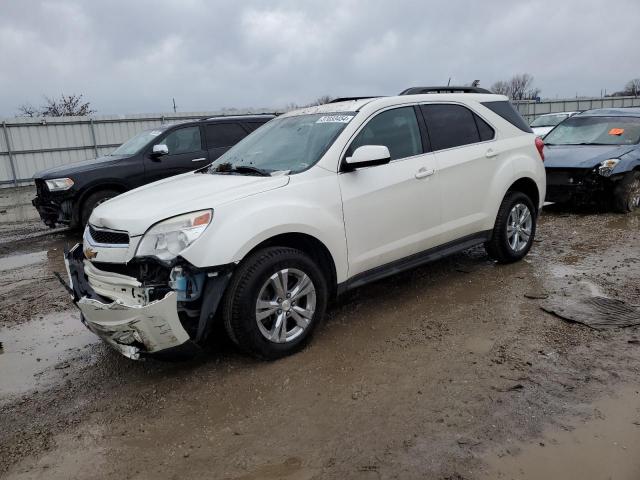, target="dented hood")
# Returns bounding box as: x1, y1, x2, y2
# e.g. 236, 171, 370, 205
90, 171, 289, 235
544, 144, 636, 169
